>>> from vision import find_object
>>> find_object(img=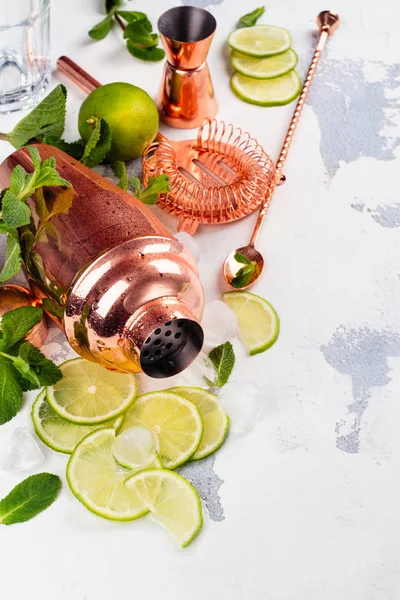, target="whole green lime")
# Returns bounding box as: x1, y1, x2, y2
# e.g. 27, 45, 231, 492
78, 82, 159, 162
